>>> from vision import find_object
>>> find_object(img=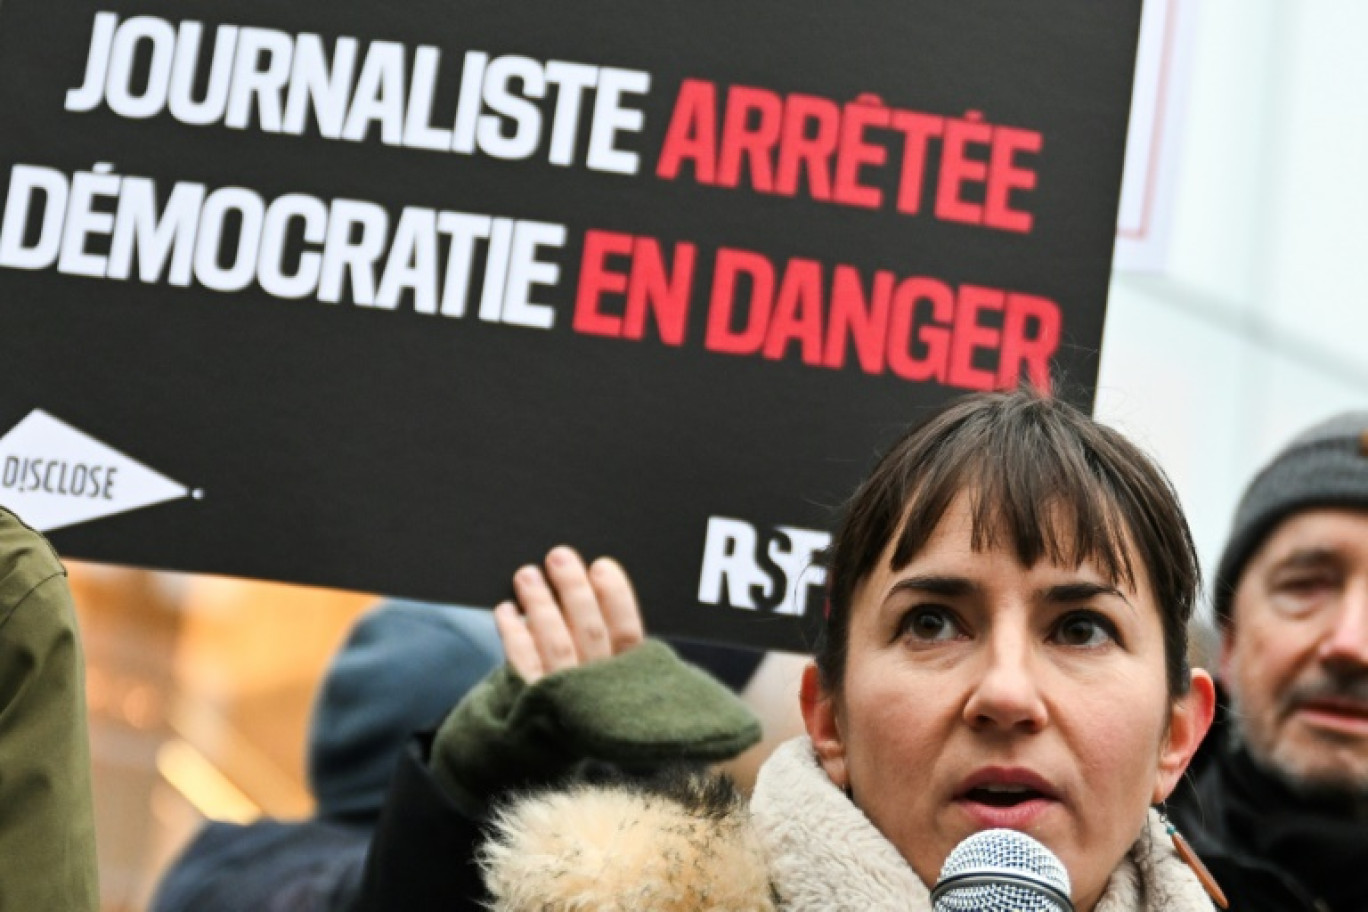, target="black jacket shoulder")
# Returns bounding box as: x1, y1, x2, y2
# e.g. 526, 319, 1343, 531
349, 734, 489, 912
